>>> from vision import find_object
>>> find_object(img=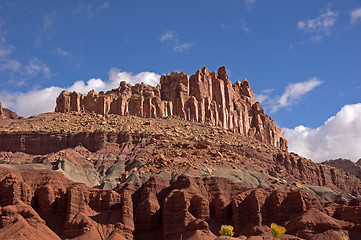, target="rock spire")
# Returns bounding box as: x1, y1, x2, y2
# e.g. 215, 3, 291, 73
55, 67, 287, 150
